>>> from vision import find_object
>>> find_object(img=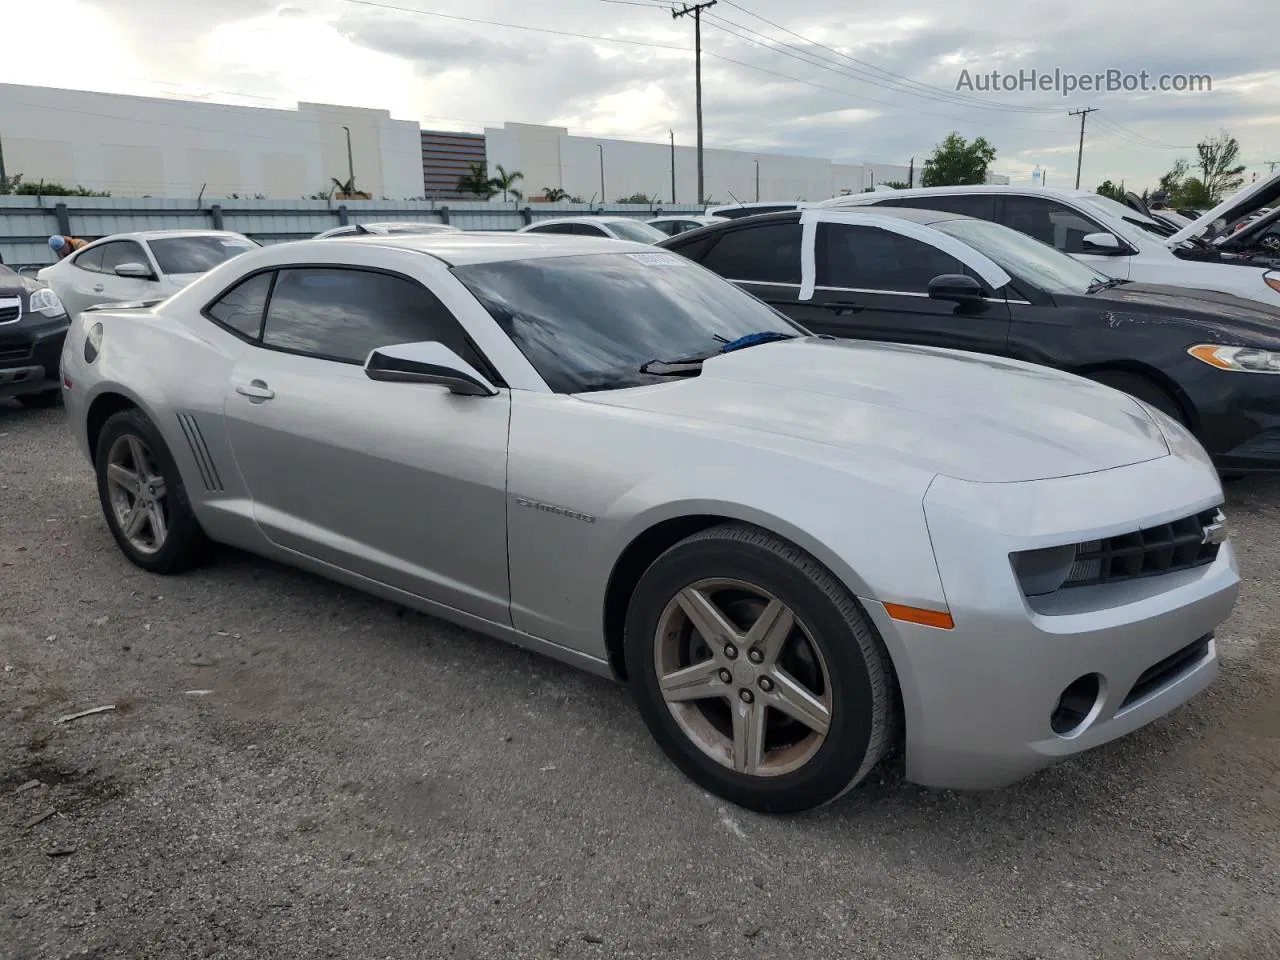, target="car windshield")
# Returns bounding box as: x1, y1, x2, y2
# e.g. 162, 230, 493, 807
606, 220, 667, 244
1077, 195, 1176, 238
932, 218, 1112, 297
149, 235, 259, 275
452, 252, 804, 393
